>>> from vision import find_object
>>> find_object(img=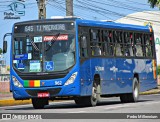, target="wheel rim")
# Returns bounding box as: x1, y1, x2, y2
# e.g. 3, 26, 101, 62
92, 86, 97, 102
134, 84, 139, 99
